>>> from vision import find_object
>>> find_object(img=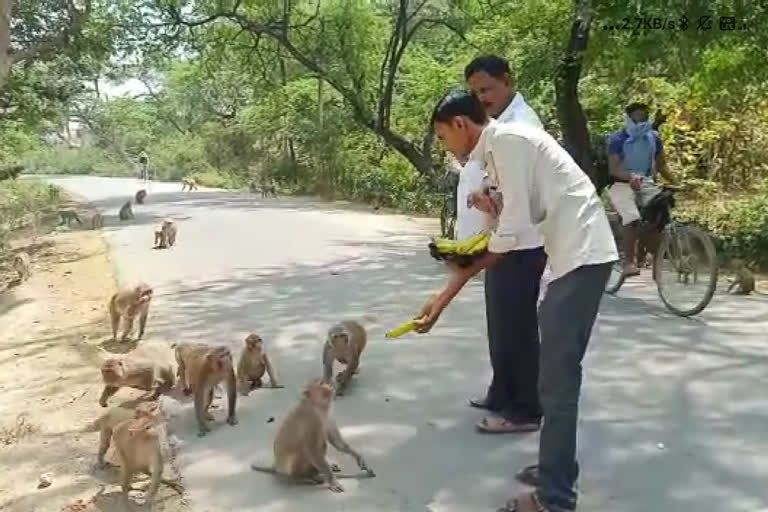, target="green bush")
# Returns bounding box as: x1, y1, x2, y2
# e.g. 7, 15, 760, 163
0, 179, 61, 258
676, 190, 768, 269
